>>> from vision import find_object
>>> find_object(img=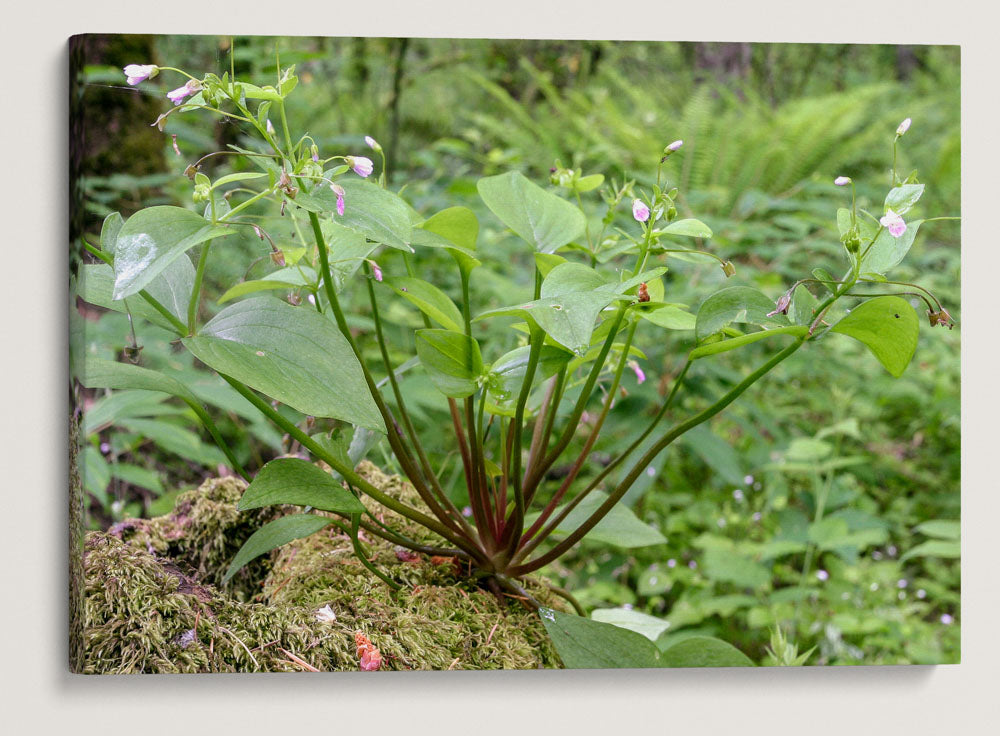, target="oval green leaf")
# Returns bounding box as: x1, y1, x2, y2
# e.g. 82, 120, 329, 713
112, 205, 235, 299
477, 171, 585, 253
382, 276, 464, 332
222, 514, 333, 583
414, 328, 485, 398
831, 295, 919, 378
238, 457, 365, 515
183, 296, 384, 431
